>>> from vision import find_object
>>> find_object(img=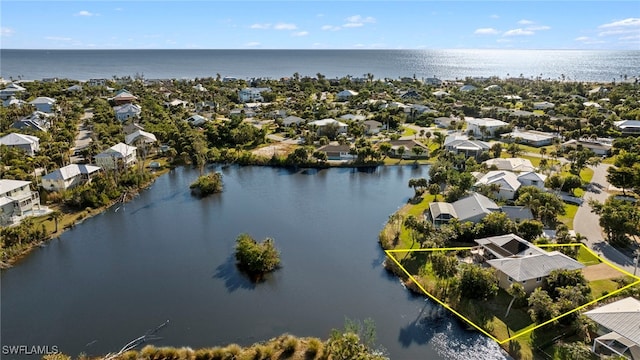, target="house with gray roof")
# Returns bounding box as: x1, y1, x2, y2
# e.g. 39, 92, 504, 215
474, 170, 522, 200
615, 120, 640, 135
0, 179, 42, 226
13, 111, 52, 132
501, 129, 560, 147
114, 103, 142, 122
94, 143, 137, 170
282, 115, 305, 127
585, 297, 640, 360
473, 233, 584, 293
443, 133, 490, 159
483, 158, 536, 173
0, 133, 40, 156
427, 192, 500, 226
29, 97, 56, 113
